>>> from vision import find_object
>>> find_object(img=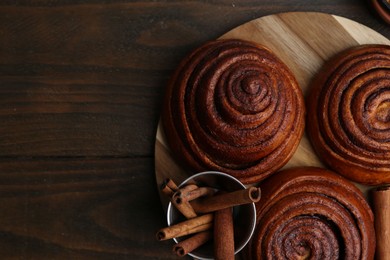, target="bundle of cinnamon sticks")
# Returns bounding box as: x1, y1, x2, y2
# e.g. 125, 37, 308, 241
372, 186, 390, 260
156, 178, 261, 259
